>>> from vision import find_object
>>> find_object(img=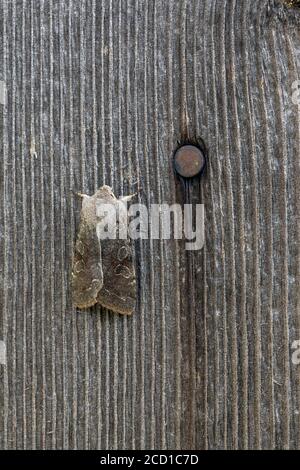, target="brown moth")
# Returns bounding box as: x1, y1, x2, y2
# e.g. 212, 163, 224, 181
72, 185, 136, 315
